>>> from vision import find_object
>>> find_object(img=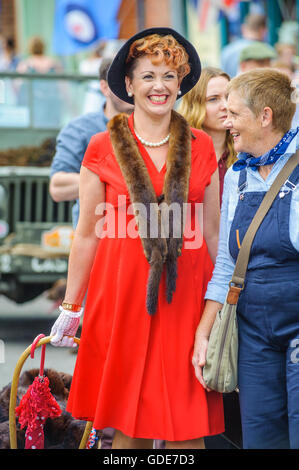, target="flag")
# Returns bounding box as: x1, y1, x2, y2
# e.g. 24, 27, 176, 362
221, 0, 236, 6
197, 0, 218, 32
190, 0, 242, 32
53, 0, 122, 55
